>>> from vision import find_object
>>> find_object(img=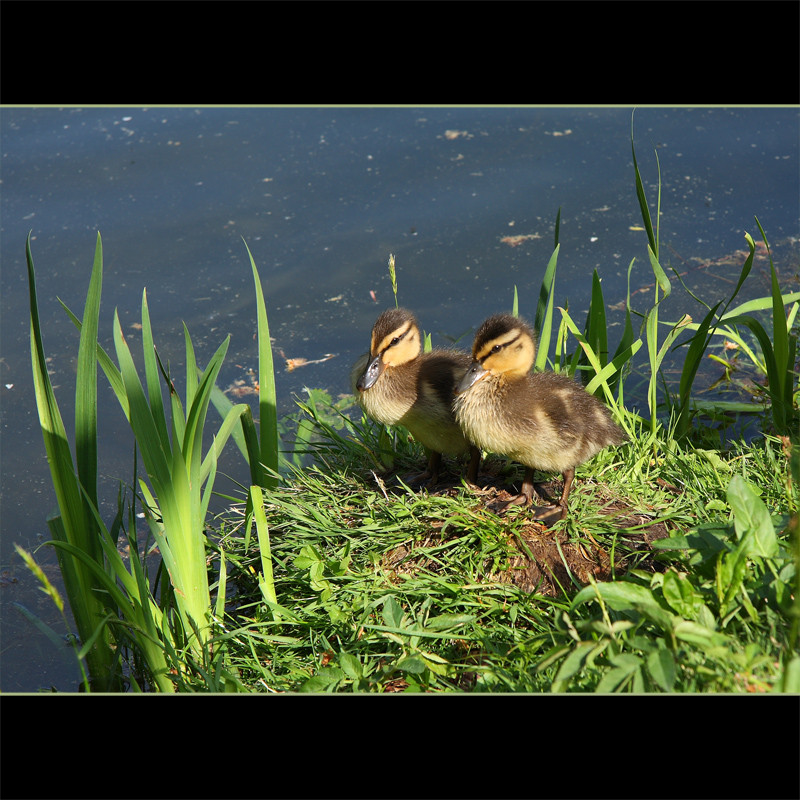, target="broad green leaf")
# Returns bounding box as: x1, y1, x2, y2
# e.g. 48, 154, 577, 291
716, 546, 749, 615
727, 475, 779, 558
662, 570, 703, 619
596, 653, 643, 693
338, 651, 363, 681
382, 595, 405, 630
778, 657, 800, 693
300, 668, 344, 692
397, 656, 427, 675
552, 641, 597, 689
673, 620, 729, 649
572, 581, 658, 611
425, 613, 476, 631
646, 647, 676, 692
